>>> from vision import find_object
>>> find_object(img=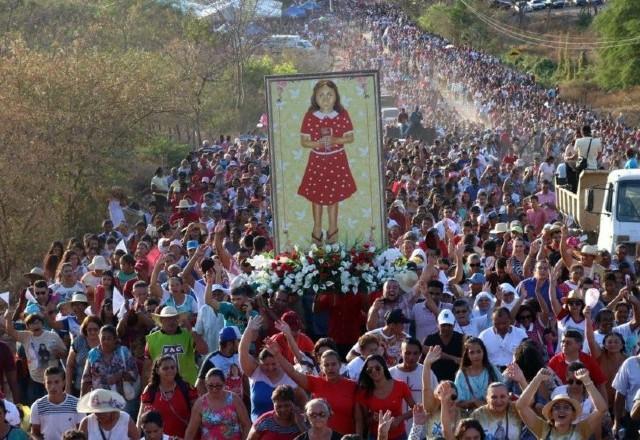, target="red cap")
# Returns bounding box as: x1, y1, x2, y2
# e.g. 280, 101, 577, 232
281, 311, 302, 332
134, 259, 149, 270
